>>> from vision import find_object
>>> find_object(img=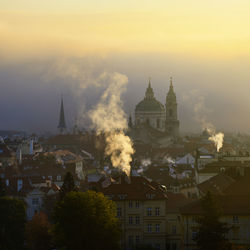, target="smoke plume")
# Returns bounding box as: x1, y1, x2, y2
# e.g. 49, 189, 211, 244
186, 90, 224, 152
141, 159, 151, 167
163, 156, 175, 165
89, 72, 134, 176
